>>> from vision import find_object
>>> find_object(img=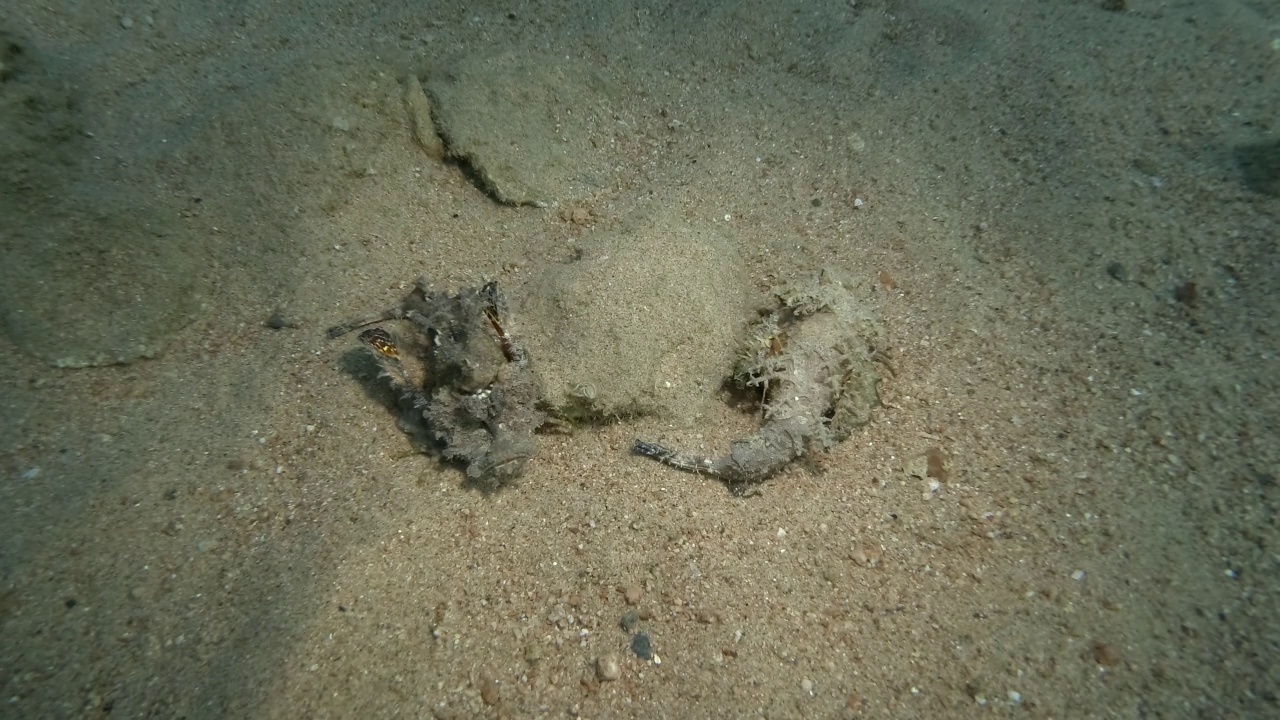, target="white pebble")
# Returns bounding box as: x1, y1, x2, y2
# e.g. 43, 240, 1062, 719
800, 678, 814, 695
596, 655, 621, 681
119, 15, 134, 29
1071, 569, 1086, 581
